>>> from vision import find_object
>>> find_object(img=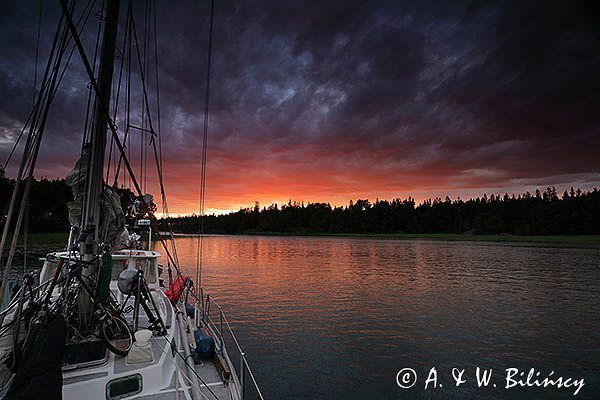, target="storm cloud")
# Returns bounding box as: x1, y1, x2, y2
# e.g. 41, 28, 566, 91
1, 0, 599, 213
